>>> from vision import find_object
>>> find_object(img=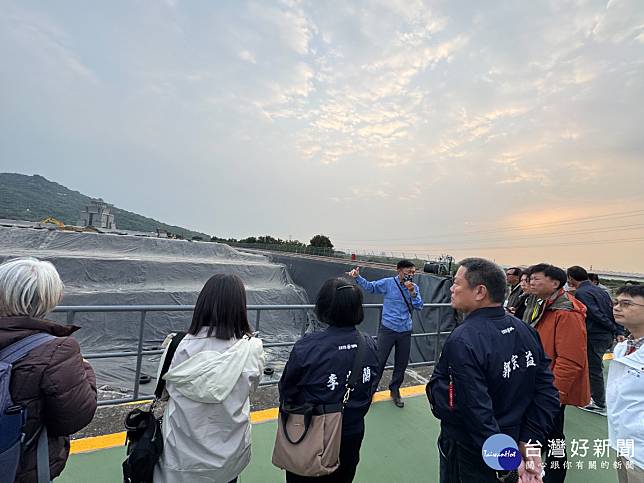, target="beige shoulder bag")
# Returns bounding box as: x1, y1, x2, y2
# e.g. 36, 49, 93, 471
272, 332, 367, 477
